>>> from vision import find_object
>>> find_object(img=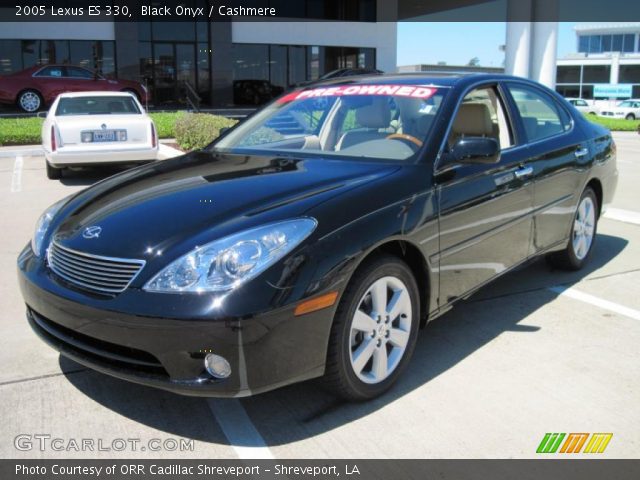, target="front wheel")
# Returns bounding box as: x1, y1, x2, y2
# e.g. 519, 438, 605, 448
324, 255, 420, 401
548, 187, 598, 270
625, 113, 636, 121
18, 90, 42, 113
